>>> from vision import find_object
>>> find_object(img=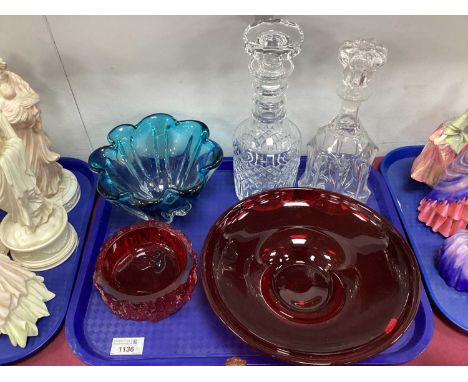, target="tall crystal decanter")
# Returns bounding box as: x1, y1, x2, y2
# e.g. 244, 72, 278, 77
233, 19, 303, 200
298, 38, 387, 203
